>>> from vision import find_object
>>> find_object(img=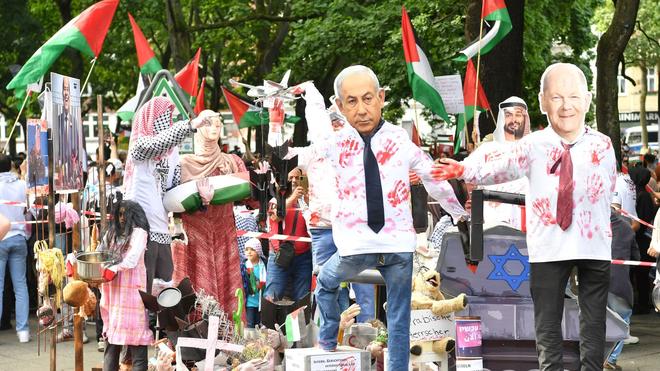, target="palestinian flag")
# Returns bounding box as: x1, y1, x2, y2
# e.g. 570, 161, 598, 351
128, 13, 162, 75
194, 78, 206, 114
454, 0, 512, 62
6, 0, 119, 95
401, 7, 451, 123
221, 86, 300, 129
174, 48, 201, 97
455, 59, 490, 153
285, 306, 307, 342
117, 74, 146, 122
